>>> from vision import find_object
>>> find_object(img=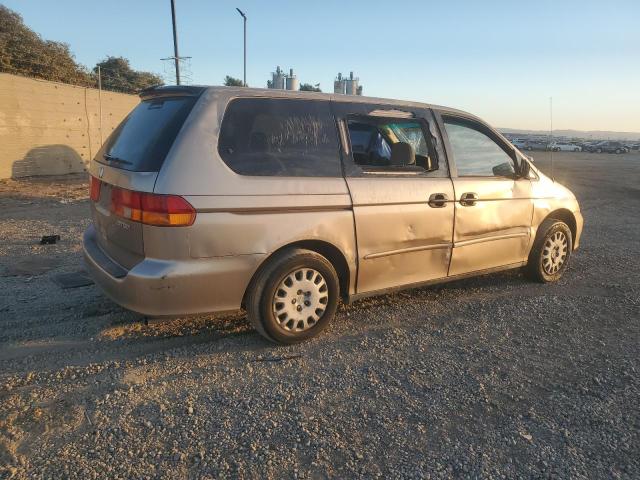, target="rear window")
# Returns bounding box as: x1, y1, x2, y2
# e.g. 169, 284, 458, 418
98, 96, 197, 172
218, 98, 341, 177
